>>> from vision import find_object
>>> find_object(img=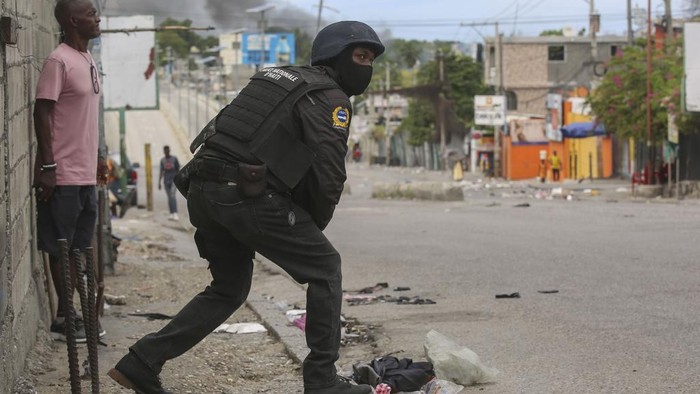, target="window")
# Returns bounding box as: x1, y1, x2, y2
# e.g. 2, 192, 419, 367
548, 45, 565, 61
610, 45, 620, 56
505, 90, 518, 111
